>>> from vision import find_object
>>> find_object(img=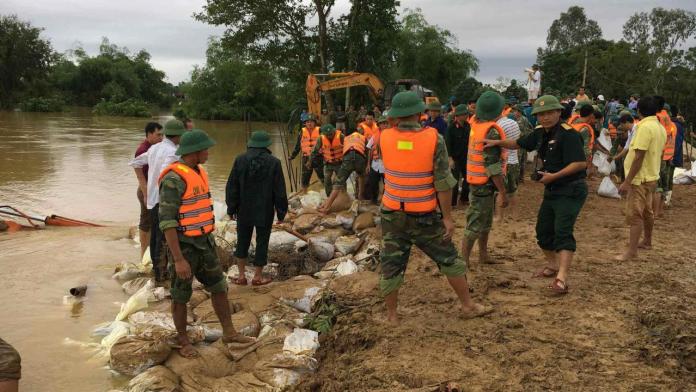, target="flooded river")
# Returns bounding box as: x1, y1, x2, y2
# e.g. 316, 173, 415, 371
0, 110, 294, 391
